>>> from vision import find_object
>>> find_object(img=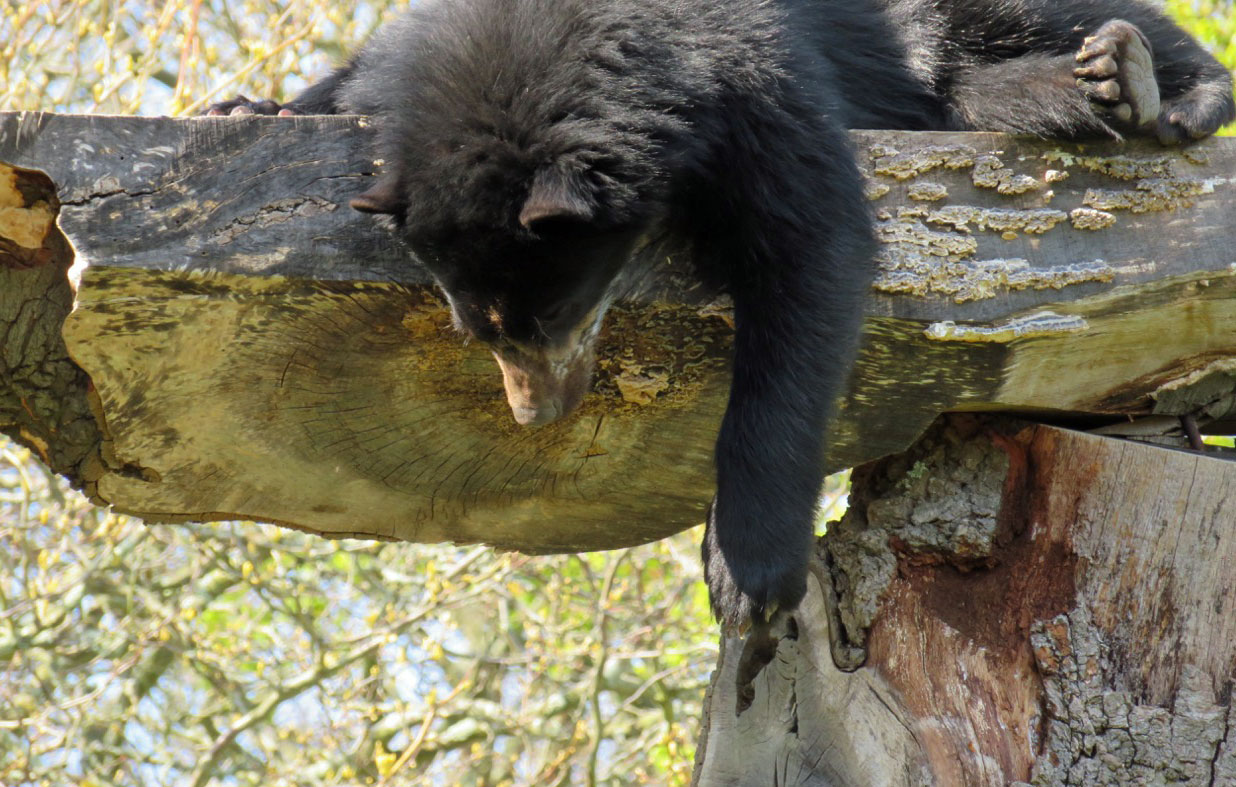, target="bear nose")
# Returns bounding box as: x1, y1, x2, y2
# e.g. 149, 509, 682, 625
511, 402, 562, 426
